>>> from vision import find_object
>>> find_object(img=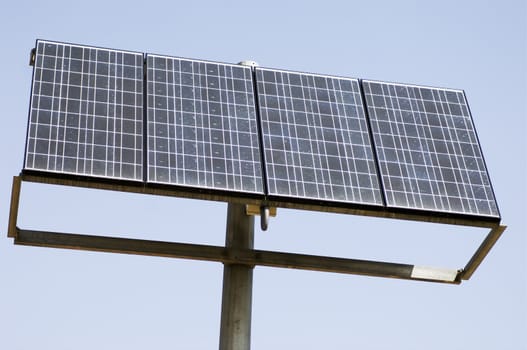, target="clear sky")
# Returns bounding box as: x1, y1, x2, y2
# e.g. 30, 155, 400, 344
0, 0, 525, 349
